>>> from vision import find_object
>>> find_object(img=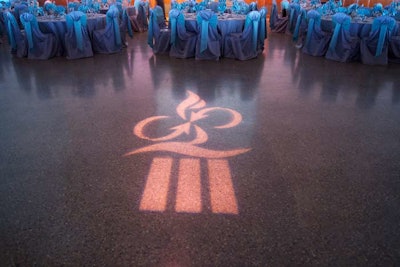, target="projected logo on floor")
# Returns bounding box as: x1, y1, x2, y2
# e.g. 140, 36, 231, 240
124, 91, 250, 214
